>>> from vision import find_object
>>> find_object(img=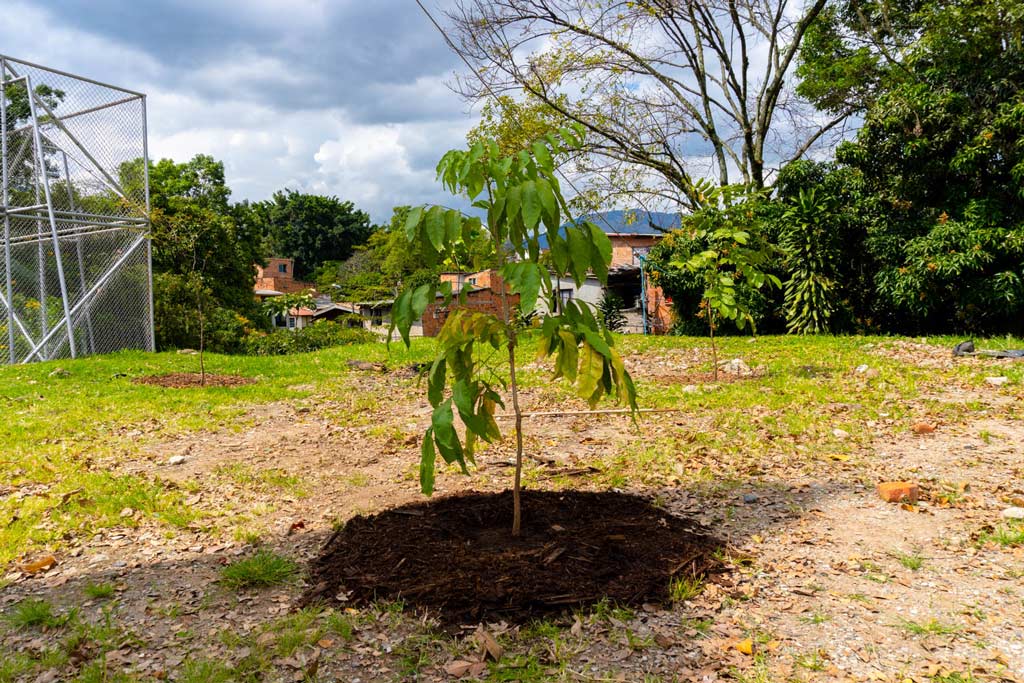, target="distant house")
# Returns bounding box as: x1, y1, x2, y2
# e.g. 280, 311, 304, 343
254, 257, 316, 301
532, 210, 677, 333
422, 270, 519, 337
284, 306, 316, 330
